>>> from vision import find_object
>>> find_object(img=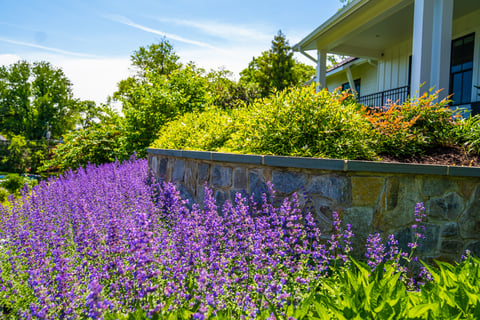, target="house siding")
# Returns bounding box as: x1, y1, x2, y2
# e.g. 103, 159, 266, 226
326, 62, 378, 96
378, 40, 411, 93
326, 6, 480, 102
